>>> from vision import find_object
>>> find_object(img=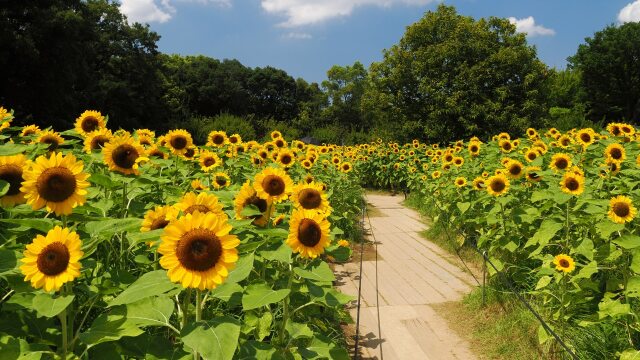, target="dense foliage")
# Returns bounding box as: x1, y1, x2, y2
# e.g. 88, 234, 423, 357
360, 124, 640, 359
0, 108, 364, 359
